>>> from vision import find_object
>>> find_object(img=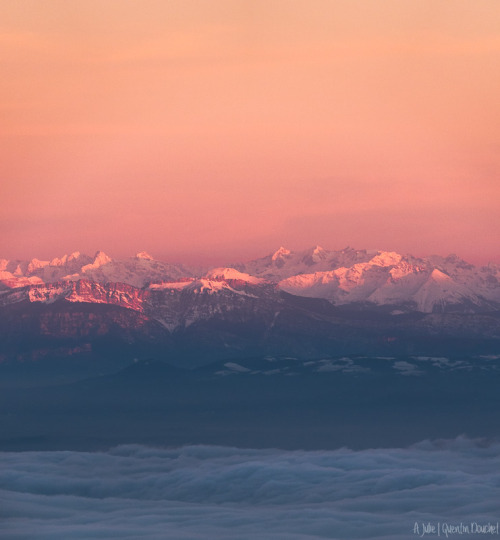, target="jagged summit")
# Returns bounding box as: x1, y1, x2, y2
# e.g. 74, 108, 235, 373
302, 245, 327, 265
369, 251, 402, 267
27, 258, 49, 273
82, 251, 112, 273
94, 250, 112, 264
272, 246, 291, 261
50, 254, 68, 266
